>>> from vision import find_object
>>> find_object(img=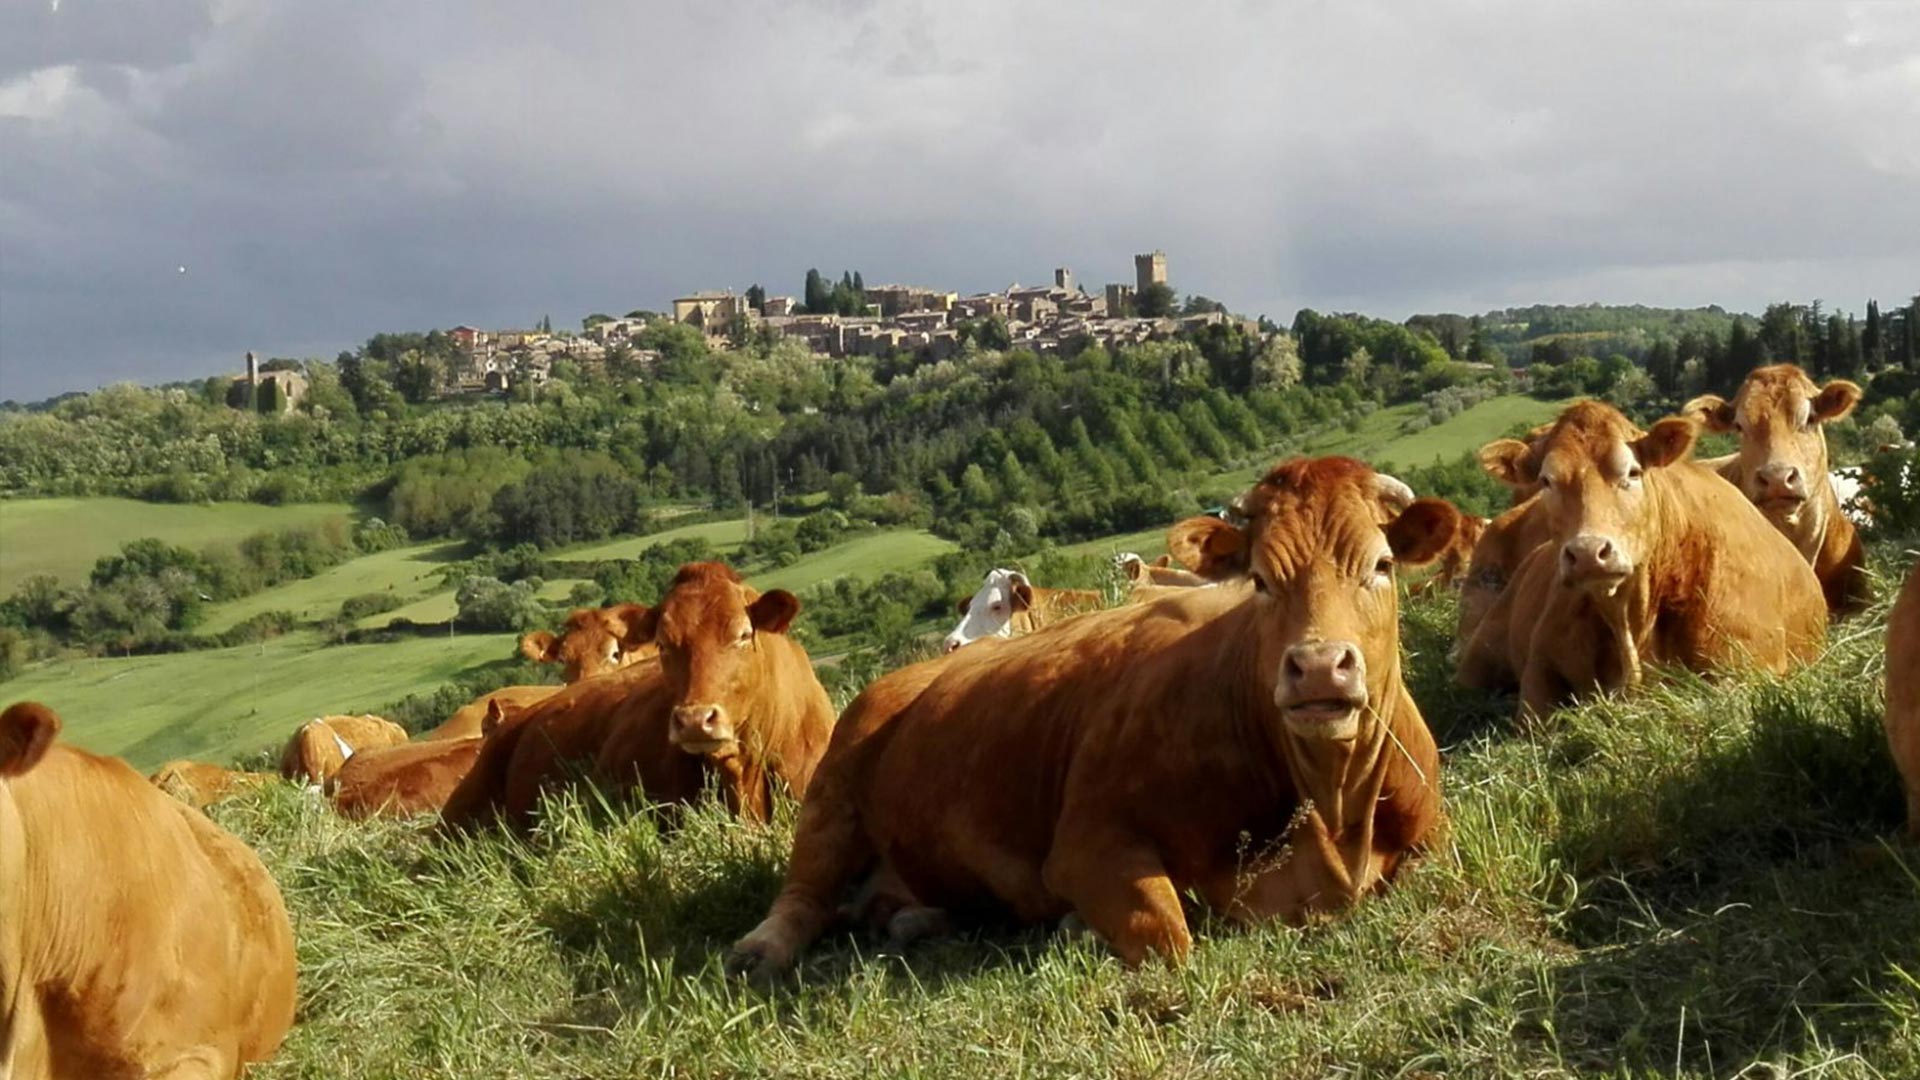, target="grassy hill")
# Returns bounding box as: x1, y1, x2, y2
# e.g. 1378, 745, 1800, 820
199, 541, 468, 633
6, 629, 516, 769
0, 497, 353, 590
206, 570, 1917, 1078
